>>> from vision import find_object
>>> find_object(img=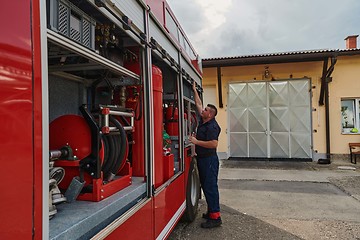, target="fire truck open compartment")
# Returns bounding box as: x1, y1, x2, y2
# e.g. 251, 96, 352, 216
0, 0, 203, 239
46, 0, 150, 238
43, 0, 201, 238
47, 43, 148, 239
